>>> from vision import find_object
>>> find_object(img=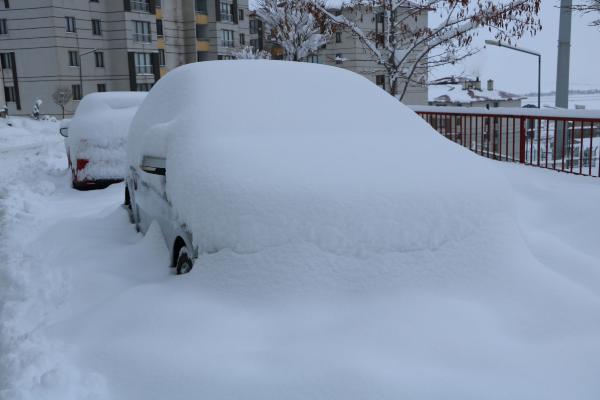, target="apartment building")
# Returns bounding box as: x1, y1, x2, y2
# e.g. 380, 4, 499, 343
0, 0, 249, 117
320, 5, 428, 105
252, 4, 428, 105
157, 0, 249, 68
